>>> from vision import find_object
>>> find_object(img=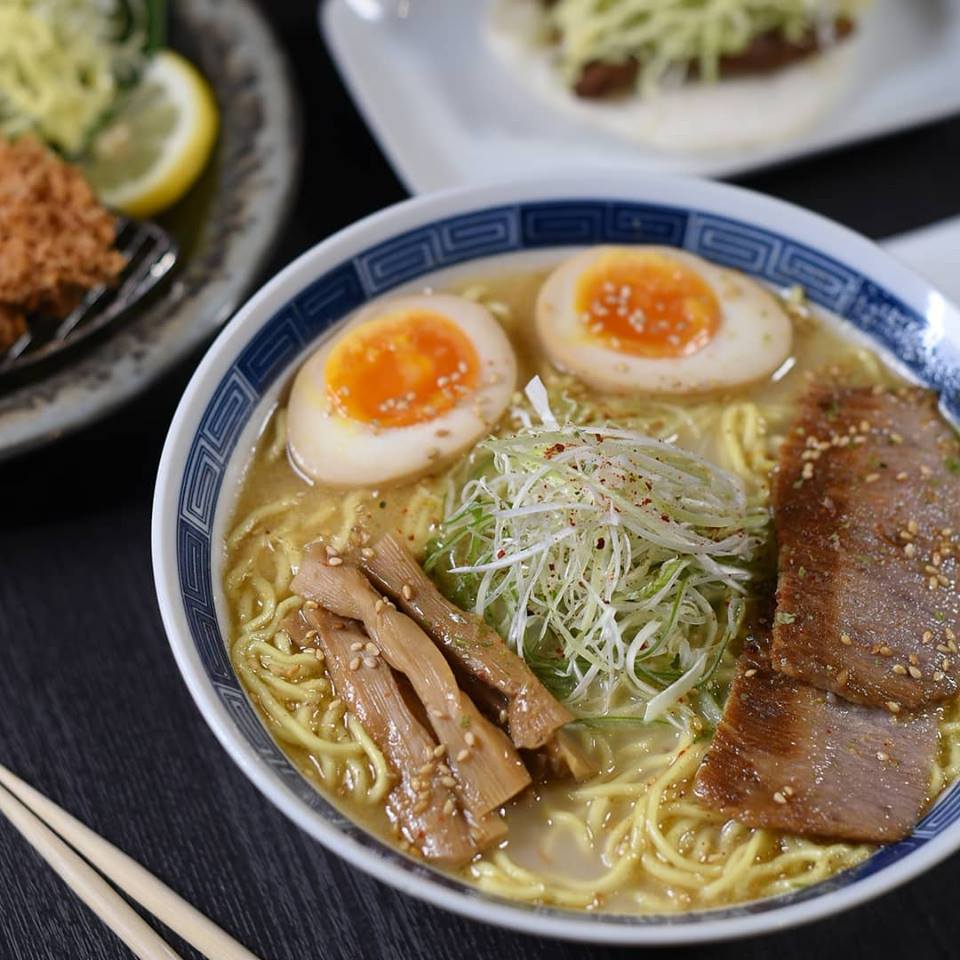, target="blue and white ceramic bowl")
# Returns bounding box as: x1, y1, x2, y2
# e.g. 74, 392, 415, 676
152, 175, 960, 945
